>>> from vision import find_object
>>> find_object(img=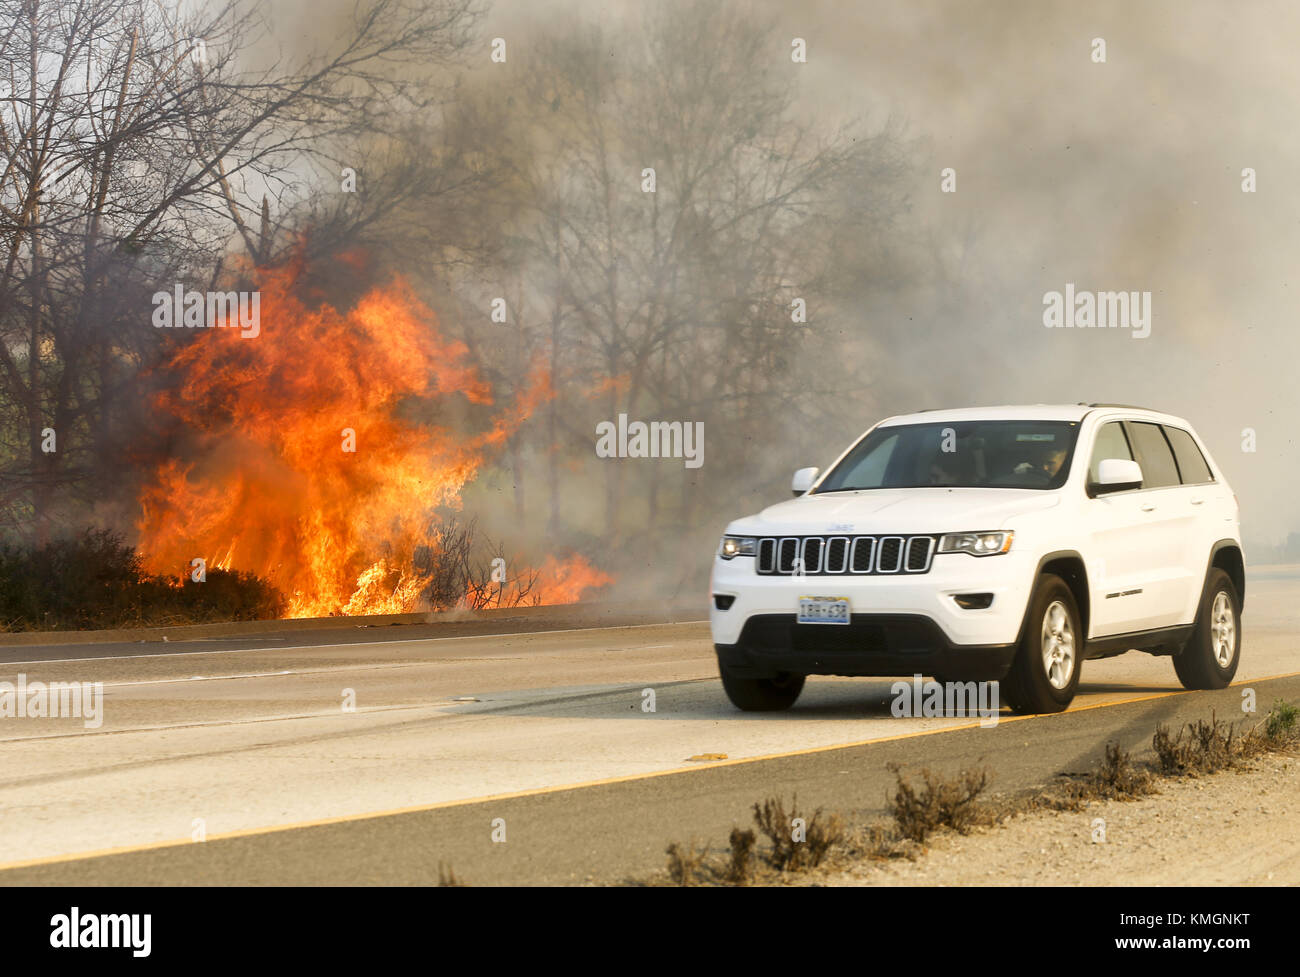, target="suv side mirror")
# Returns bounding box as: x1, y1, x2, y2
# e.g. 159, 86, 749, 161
791, 467, 820, 497
1093, 458, 1143, 494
